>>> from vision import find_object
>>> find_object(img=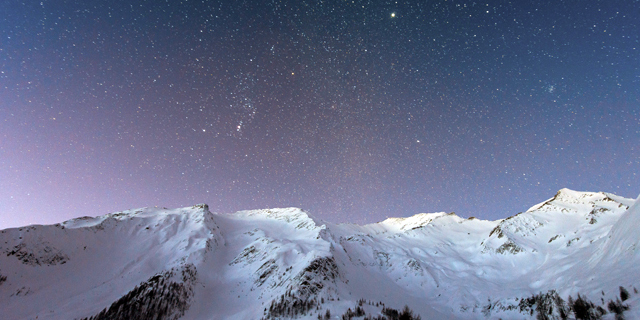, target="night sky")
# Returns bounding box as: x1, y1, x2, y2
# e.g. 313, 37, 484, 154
1, 0, 639, 229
